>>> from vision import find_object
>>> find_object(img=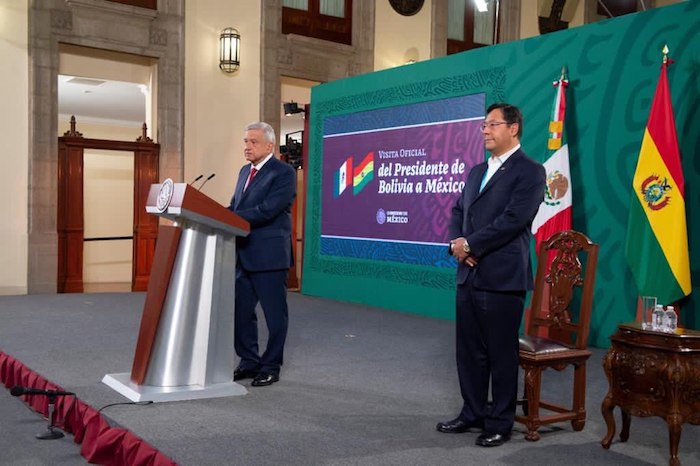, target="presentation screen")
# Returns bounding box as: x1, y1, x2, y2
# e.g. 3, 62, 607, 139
320, 93, 486, 268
